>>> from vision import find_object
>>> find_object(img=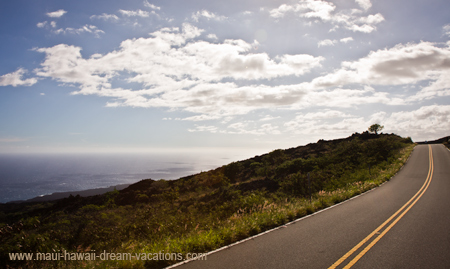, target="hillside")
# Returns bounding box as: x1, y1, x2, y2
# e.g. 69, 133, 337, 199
417, 135, 450, 149
1, 132, 414, 268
